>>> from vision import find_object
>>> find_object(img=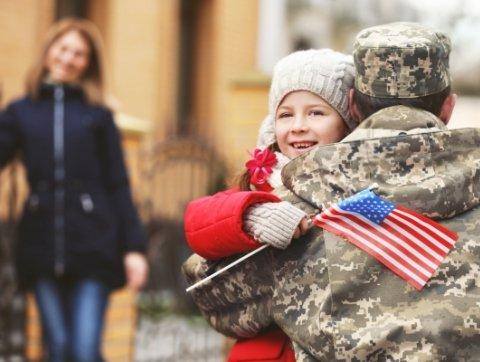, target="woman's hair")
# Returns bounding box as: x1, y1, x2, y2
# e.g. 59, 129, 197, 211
234, 143, 279, 191
25, 17, 107, 105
